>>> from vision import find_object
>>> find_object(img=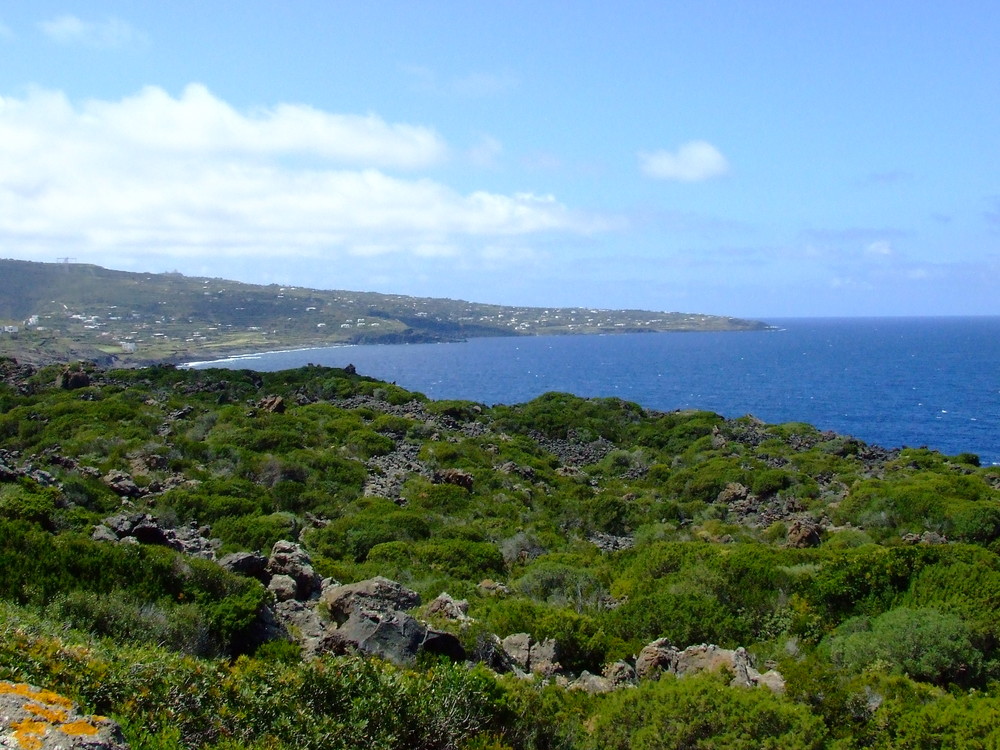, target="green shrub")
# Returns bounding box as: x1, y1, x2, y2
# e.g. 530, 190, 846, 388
586, 672, 827, 750
212, 512, 298, 554
514, 562, 608, 612
307, 505, 432, 562
826, 607, 982, 685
